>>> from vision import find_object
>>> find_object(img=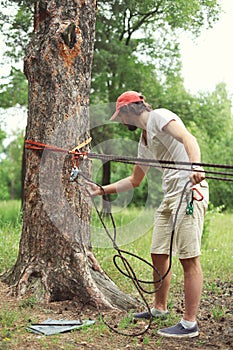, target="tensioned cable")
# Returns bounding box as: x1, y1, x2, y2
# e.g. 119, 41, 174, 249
25, 140, 233, 181
88, 153, 233, 182
88, 152, 233, 170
